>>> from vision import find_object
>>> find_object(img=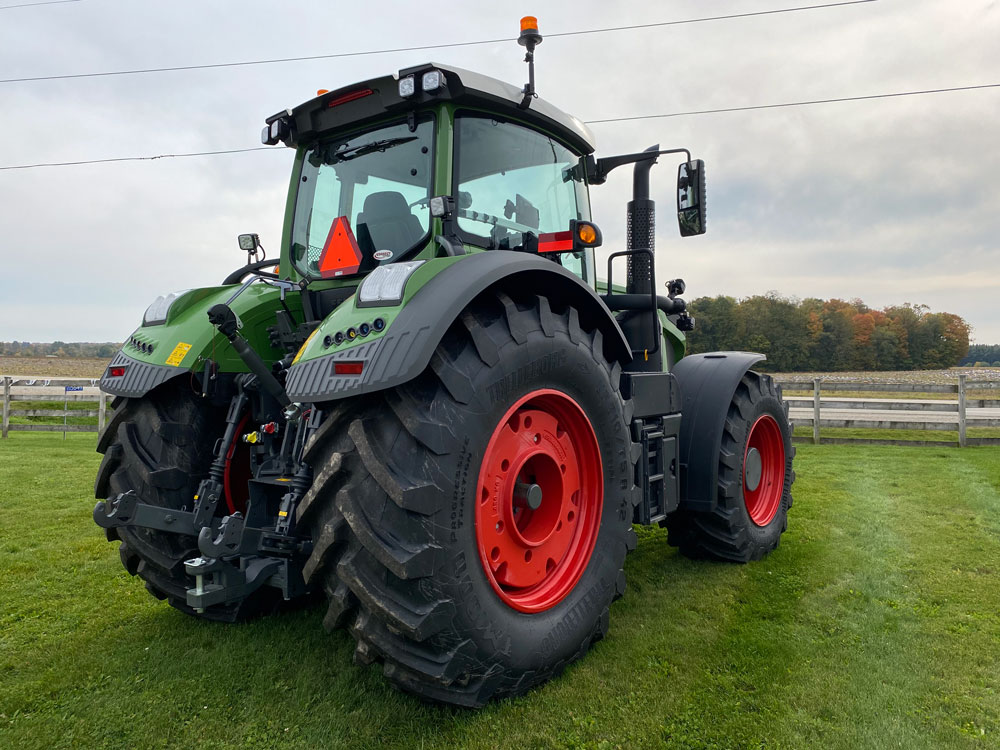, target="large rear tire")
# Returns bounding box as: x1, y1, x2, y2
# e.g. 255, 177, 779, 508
666, 371, 794, 562
94, 381, 278, 621
298, 291, 637, 706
